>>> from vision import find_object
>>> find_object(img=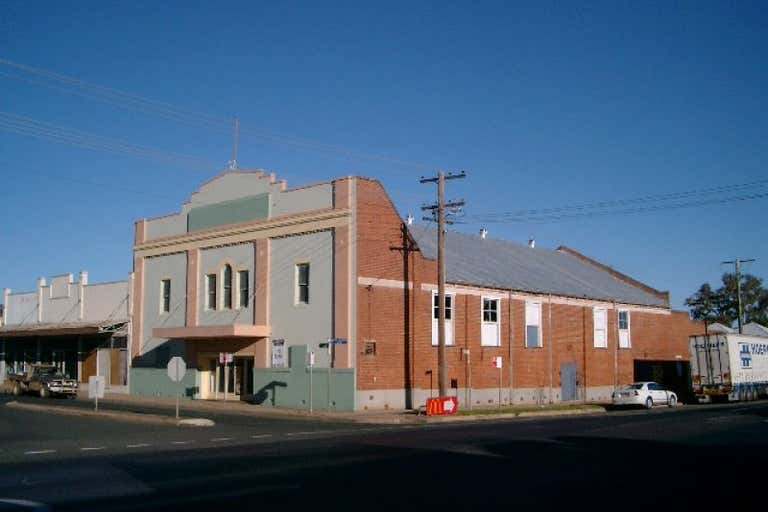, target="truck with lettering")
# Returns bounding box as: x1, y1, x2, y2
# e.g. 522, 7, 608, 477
689, 333, 768, 402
